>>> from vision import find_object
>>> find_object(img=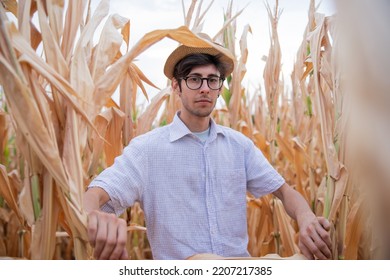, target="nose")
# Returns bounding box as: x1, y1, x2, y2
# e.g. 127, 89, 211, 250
199, 79, 210, 93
